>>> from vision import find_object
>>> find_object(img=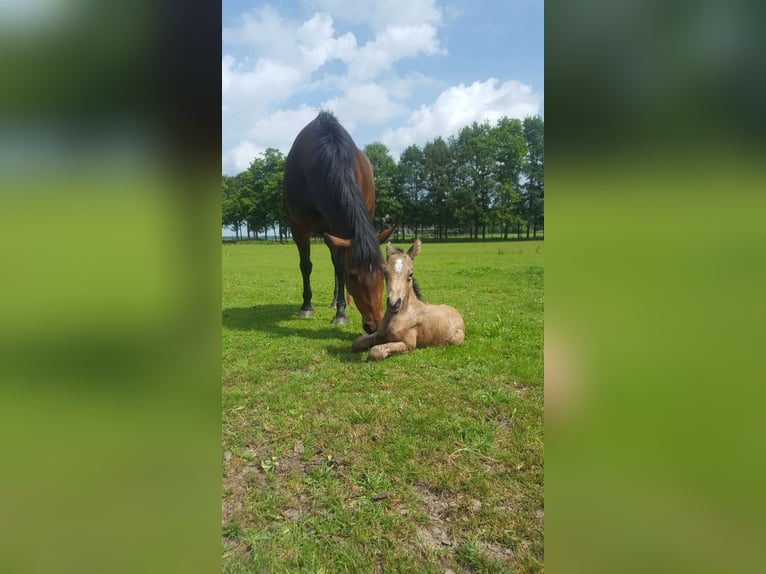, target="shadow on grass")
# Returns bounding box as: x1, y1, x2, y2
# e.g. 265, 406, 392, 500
325, 341, 367, 363
223, 305, 368, 363
222, 304, 359, 343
